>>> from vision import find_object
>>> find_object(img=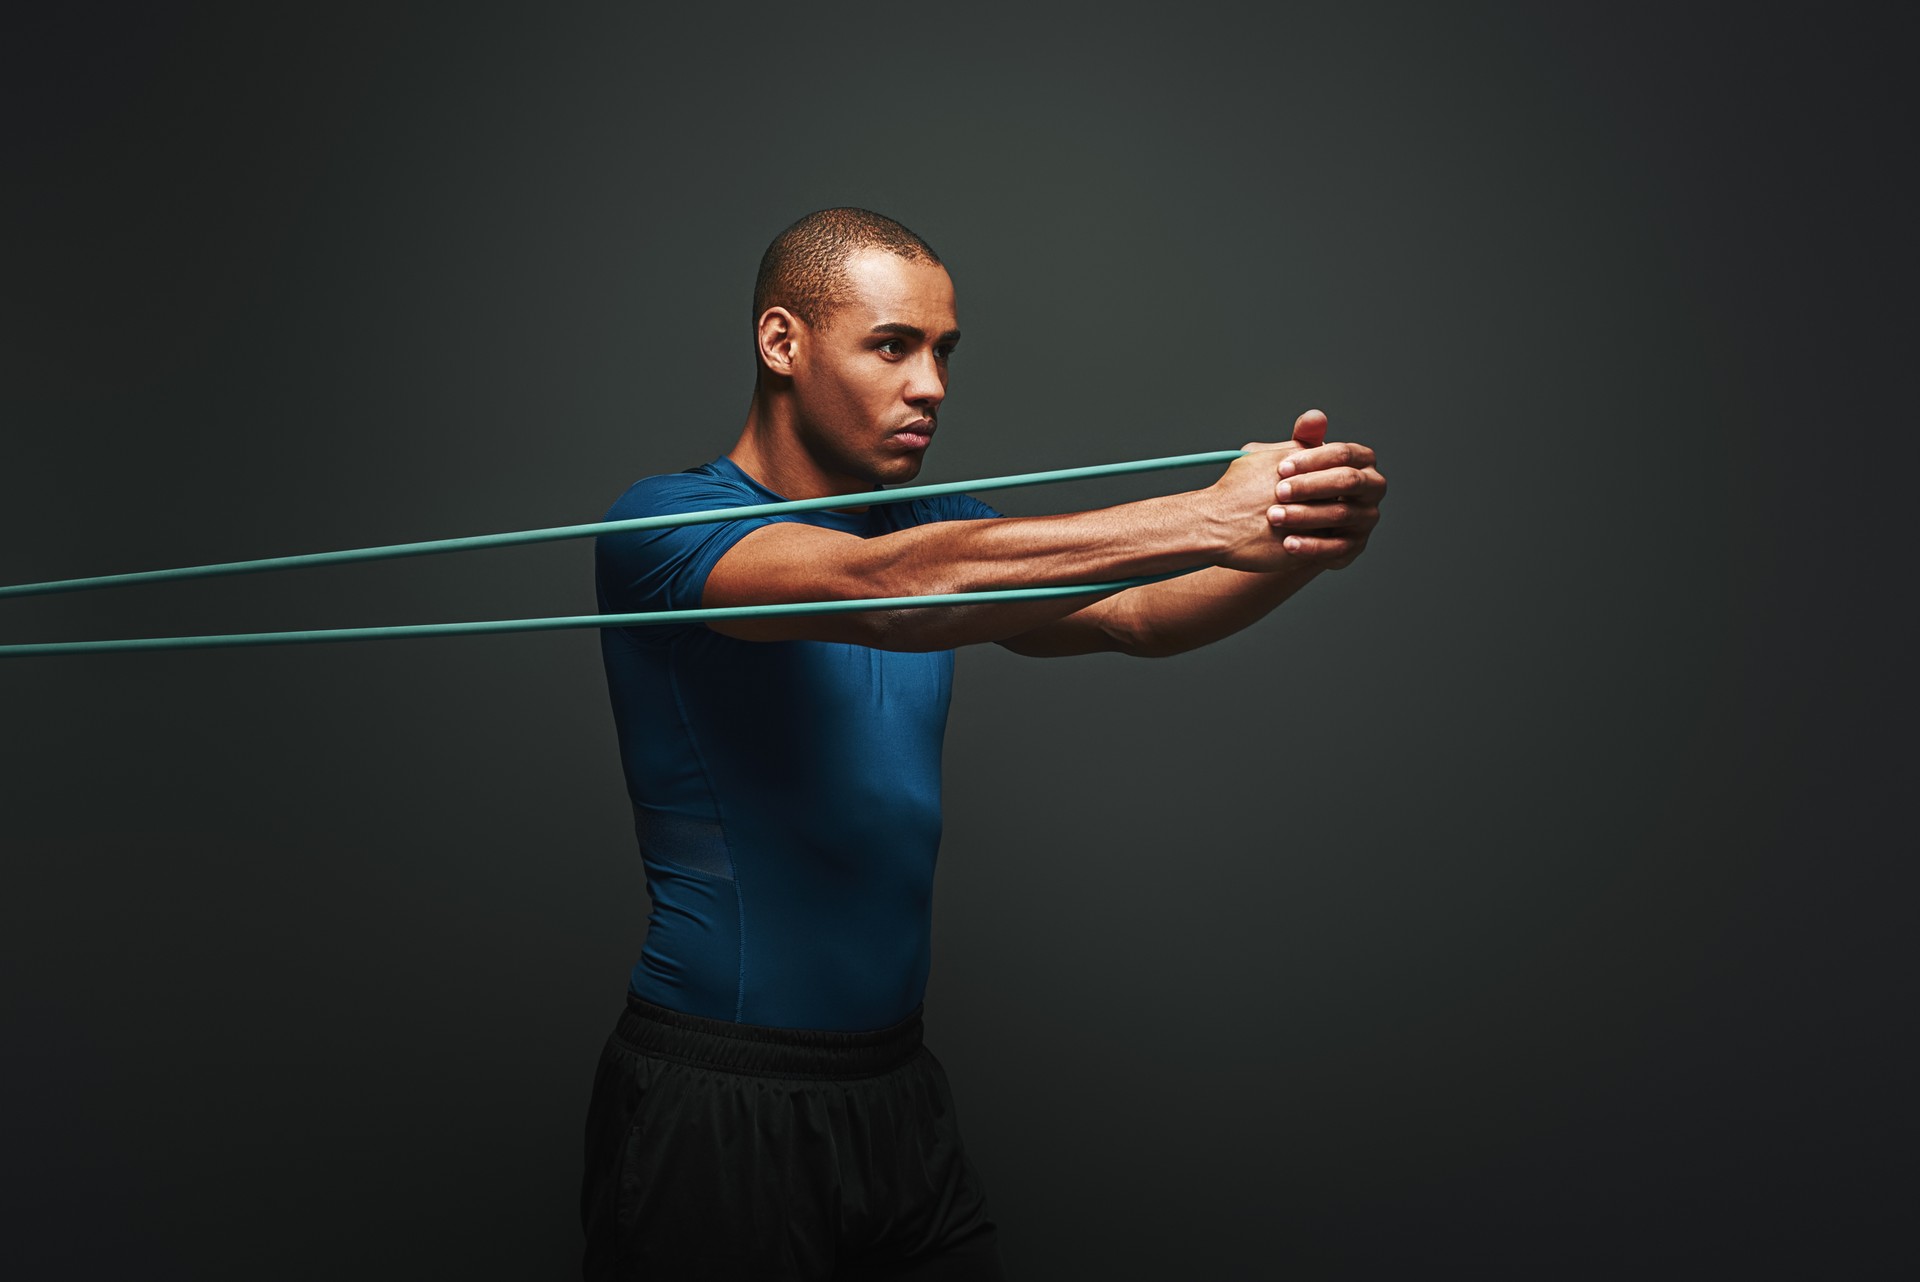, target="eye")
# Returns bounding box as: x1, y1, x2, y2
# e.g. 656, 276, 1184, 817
935, 343, 956, 361
877, 339, 904, 358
